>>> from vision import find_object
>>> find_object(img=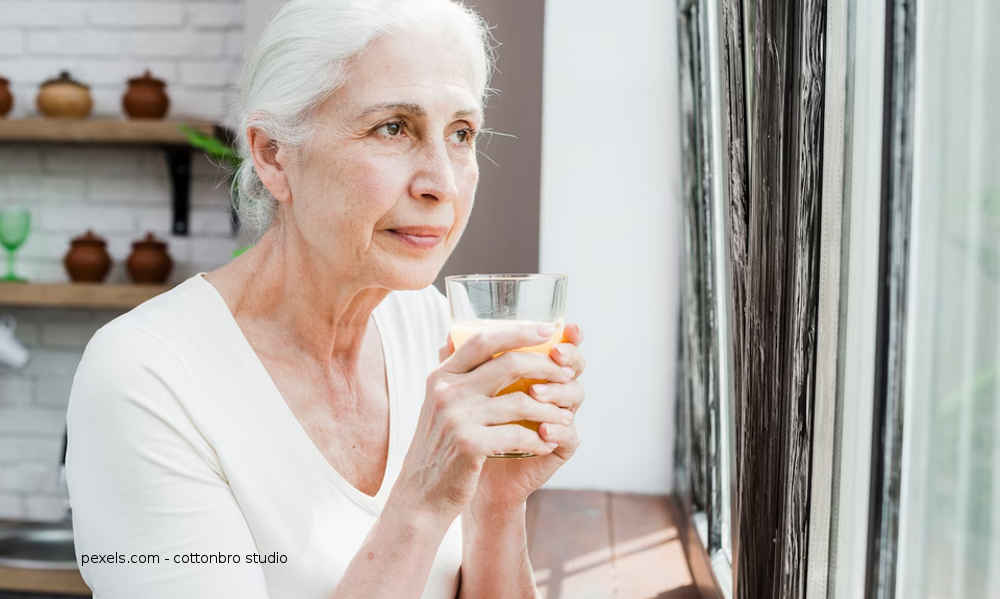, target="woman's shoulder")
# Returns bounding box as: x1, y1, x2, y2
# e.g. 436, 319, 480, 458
77, 273, 217, 378
68, 314, 190, 445
75, 307, 191, 399
69, 276, 229, 439
67, 281, 227, 501
115, 272, 215, 335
